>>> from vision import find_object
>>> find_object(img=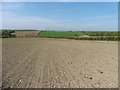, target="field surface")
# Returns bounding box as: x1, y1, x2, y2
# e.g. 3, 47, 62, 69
39, 31, 84, 38
2, 38, 118, 88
